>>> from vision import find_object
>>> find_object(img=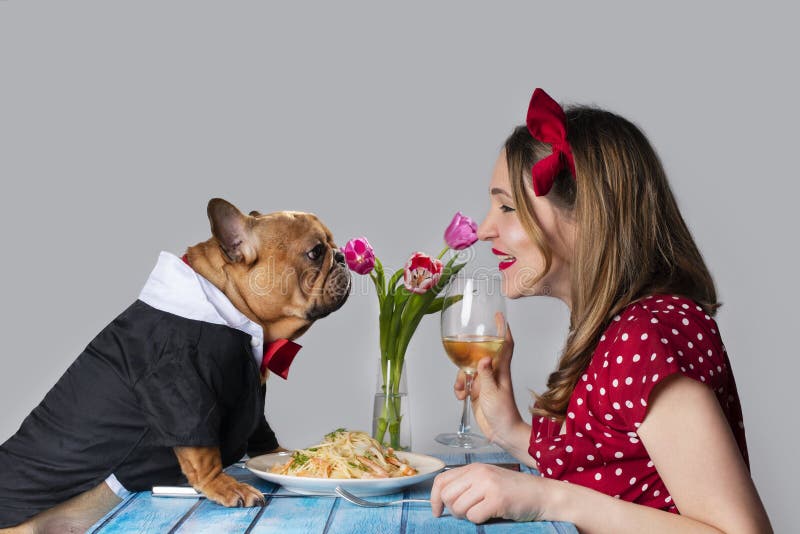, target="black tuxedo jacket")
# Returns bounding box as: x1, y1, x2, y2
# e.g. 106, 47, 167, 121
0, 299, 278, 527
